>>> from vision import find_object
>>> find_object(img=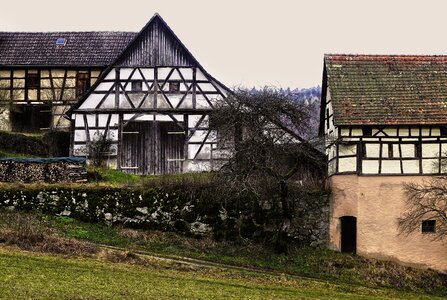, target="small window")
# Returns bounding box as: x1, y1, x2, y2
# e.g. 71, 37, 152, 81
76, 72, 90, 97
361, 143, 367, 158
415, 143, 422, 158
56, 38, 66, 45
422, 220, 436, 233
26, 72, 40, 89
363, 126, 372, 137
441, 126, 447, 137
388, 144, 394, 158
169, 82, 180, 92
132, 81, 143, 92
